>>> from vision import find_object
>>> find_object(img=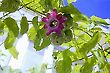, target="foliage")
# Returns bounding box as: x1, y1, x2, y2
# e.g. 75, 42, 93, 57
0, 0, 110, 73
